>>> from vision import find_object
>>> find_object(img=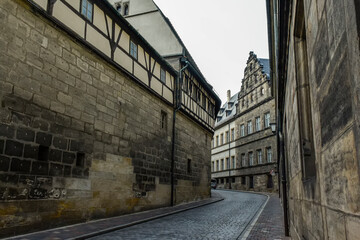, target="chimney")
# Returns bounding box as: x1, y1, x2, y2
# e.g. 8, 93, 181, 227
227, 90, 231, 103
